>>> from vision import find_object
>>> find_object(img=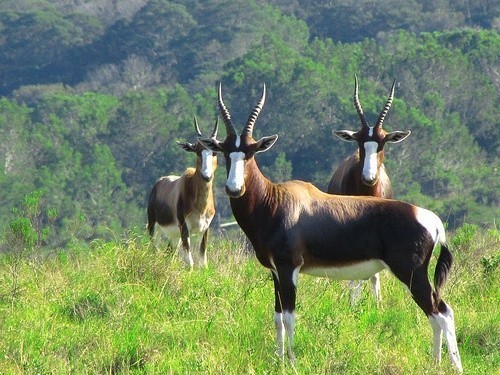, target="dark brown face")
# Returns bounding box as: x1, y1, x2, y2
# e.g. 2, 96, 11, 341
356, 127, 387, 186
333, 76, 411, 186
335, 125, 411, 186
216, 134, 251, 197
177, 140, 218, 182
177, 118, 219, 182
200, 132, 278, 197
197, 142, 218, 182
198, 83, 277, 197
